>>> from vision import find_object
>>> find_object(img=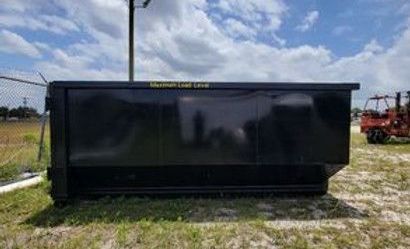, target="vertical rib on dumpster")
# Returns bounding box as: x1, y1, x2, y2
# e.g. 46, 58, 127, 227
50, 86, 69, 203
